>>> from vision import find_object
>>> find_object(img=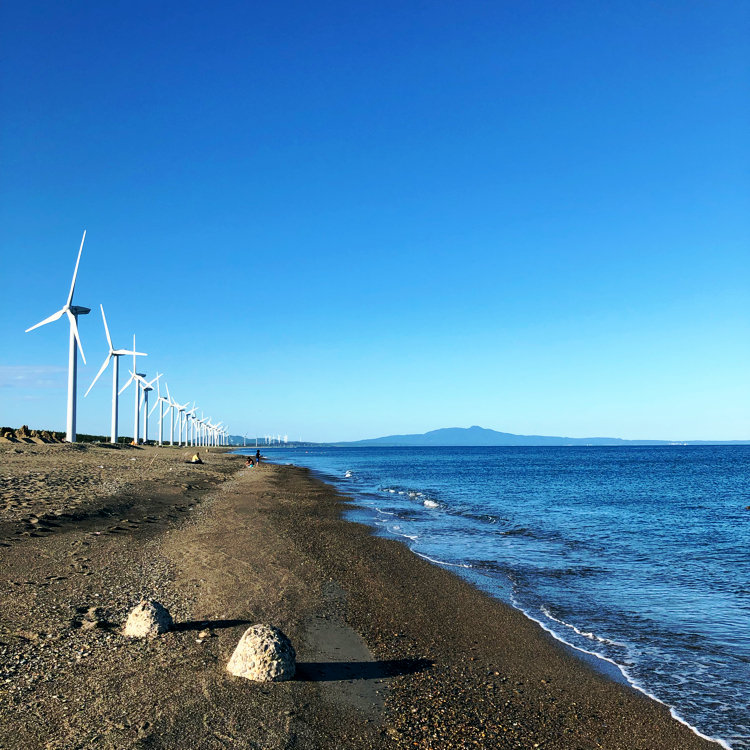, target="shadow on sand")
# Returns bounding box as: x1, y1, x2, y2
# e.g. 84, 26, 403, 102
296, 658, 433, 682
